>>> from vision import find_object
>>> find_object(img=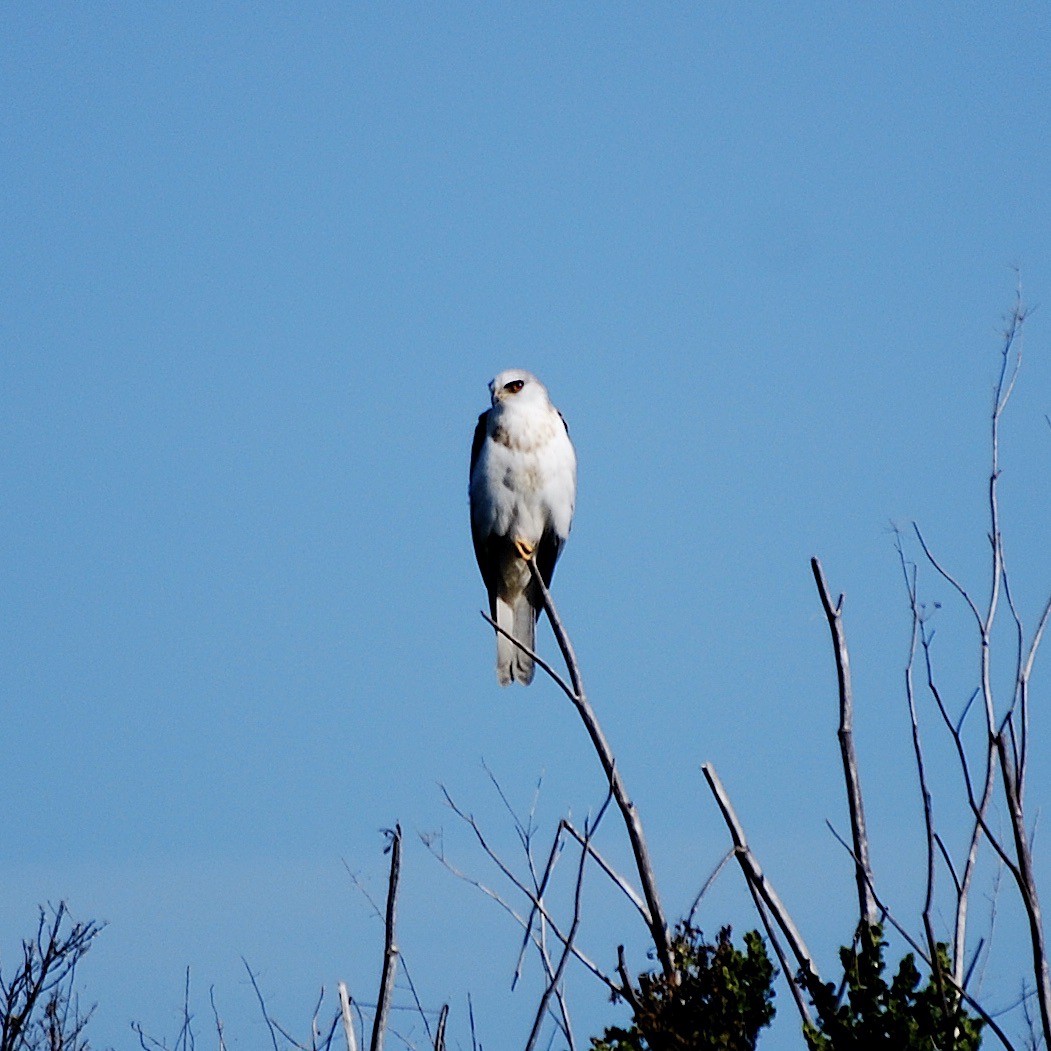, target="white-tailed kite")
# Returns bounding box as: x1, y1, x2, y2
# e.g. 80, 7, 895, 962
469, 370, 577, 685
